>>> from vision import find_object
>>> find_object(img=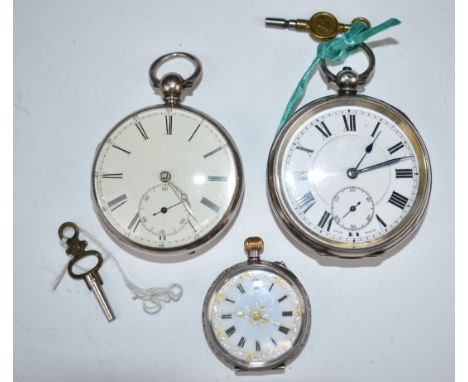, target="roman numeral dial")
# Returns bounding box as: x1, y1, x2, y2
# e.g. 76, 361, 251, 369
93, 107, 242, 251
205, 267, 309, 368
278, 106, 424, 253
